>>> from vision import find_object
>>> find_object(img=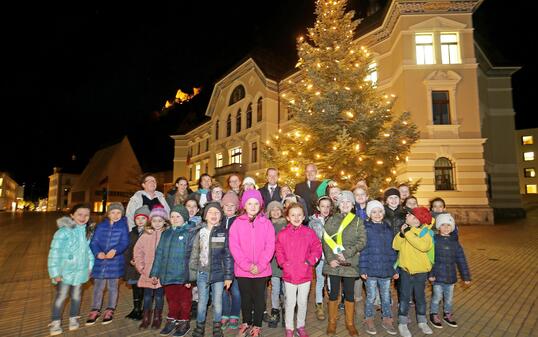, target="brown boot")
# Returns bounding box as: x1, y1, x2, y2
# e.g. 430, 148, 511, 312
327, 300, 338, 336
315, 303, 325, 320
139, 309, 152, 329
151, 309, 162, 329
344, 301, 358, 336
